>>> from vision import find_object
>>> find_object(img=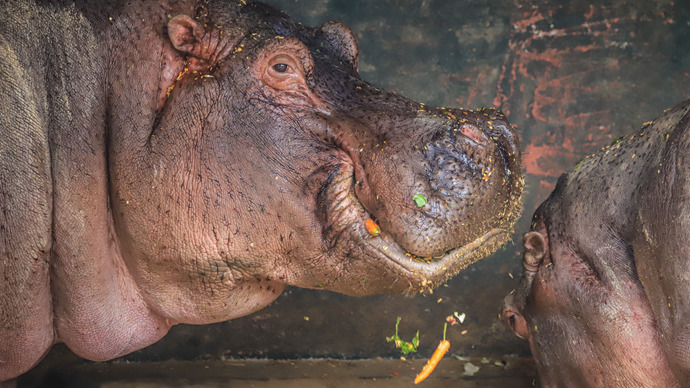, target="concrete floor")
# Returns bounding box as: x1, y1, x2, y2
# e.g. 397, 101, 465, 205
20, 357, 536, 388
